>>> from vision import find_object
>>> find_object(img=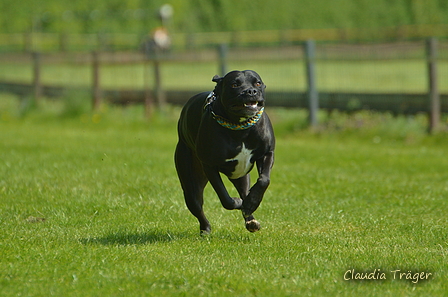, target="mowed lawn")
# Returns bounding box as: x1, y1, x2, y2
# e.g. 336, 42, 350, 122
0, 104, 447, 296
